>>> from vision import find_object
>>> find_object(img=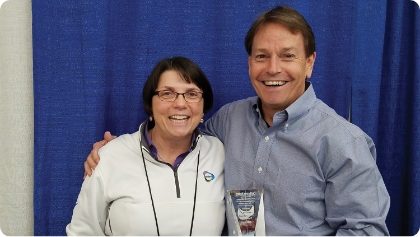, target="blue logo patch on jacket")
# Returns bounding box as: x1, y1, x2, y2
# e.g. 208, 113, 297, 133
203, 171, 215, 182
